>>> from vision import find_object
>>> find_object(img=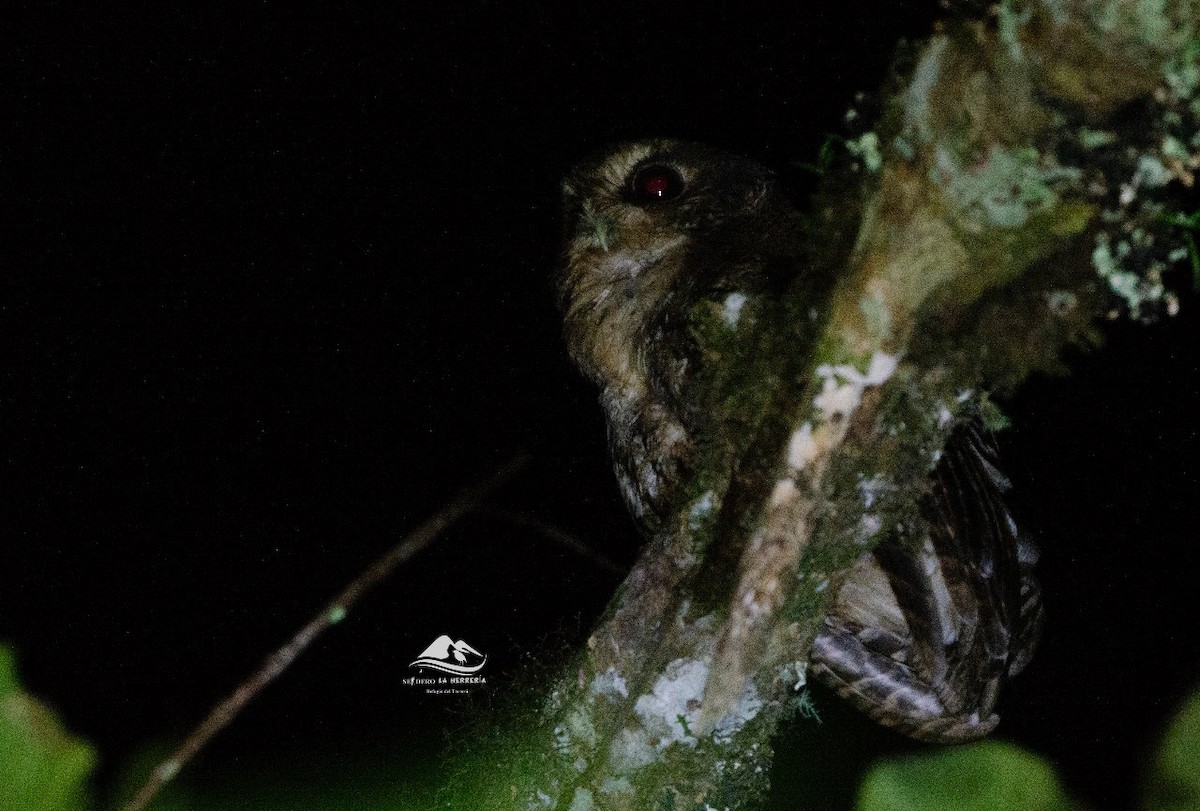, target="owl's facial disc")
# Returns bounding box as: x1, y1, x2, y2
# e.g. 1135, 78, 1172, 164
561, 146, 691, 293
558, 139, 778, 388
